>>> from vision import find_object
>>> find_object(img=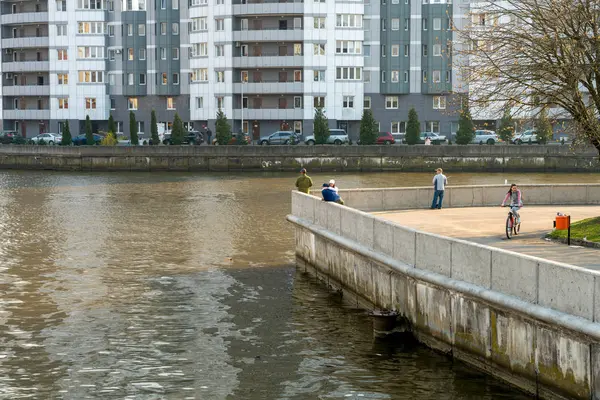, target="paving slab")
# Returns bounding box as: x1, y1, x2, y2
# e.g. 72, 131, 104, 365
374, 205, 600, 270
